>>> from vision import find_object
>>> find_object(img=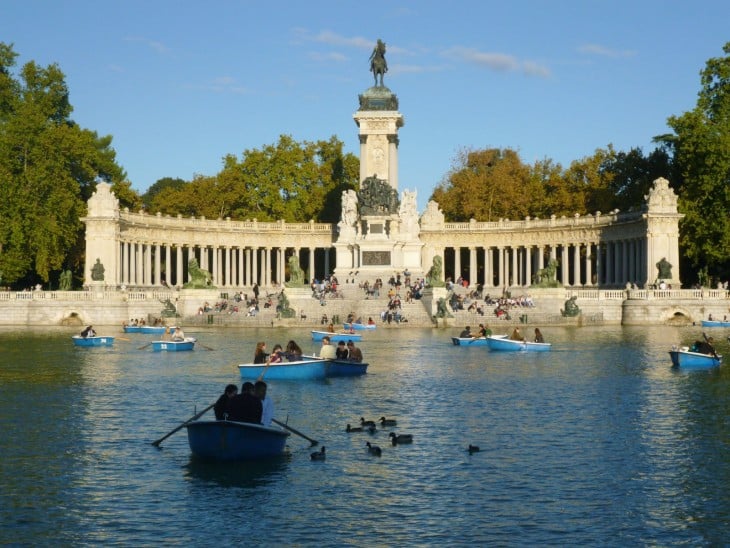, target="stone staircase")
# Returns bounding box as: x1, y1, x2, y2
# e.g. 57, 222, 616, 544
180, 283, 597, 328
